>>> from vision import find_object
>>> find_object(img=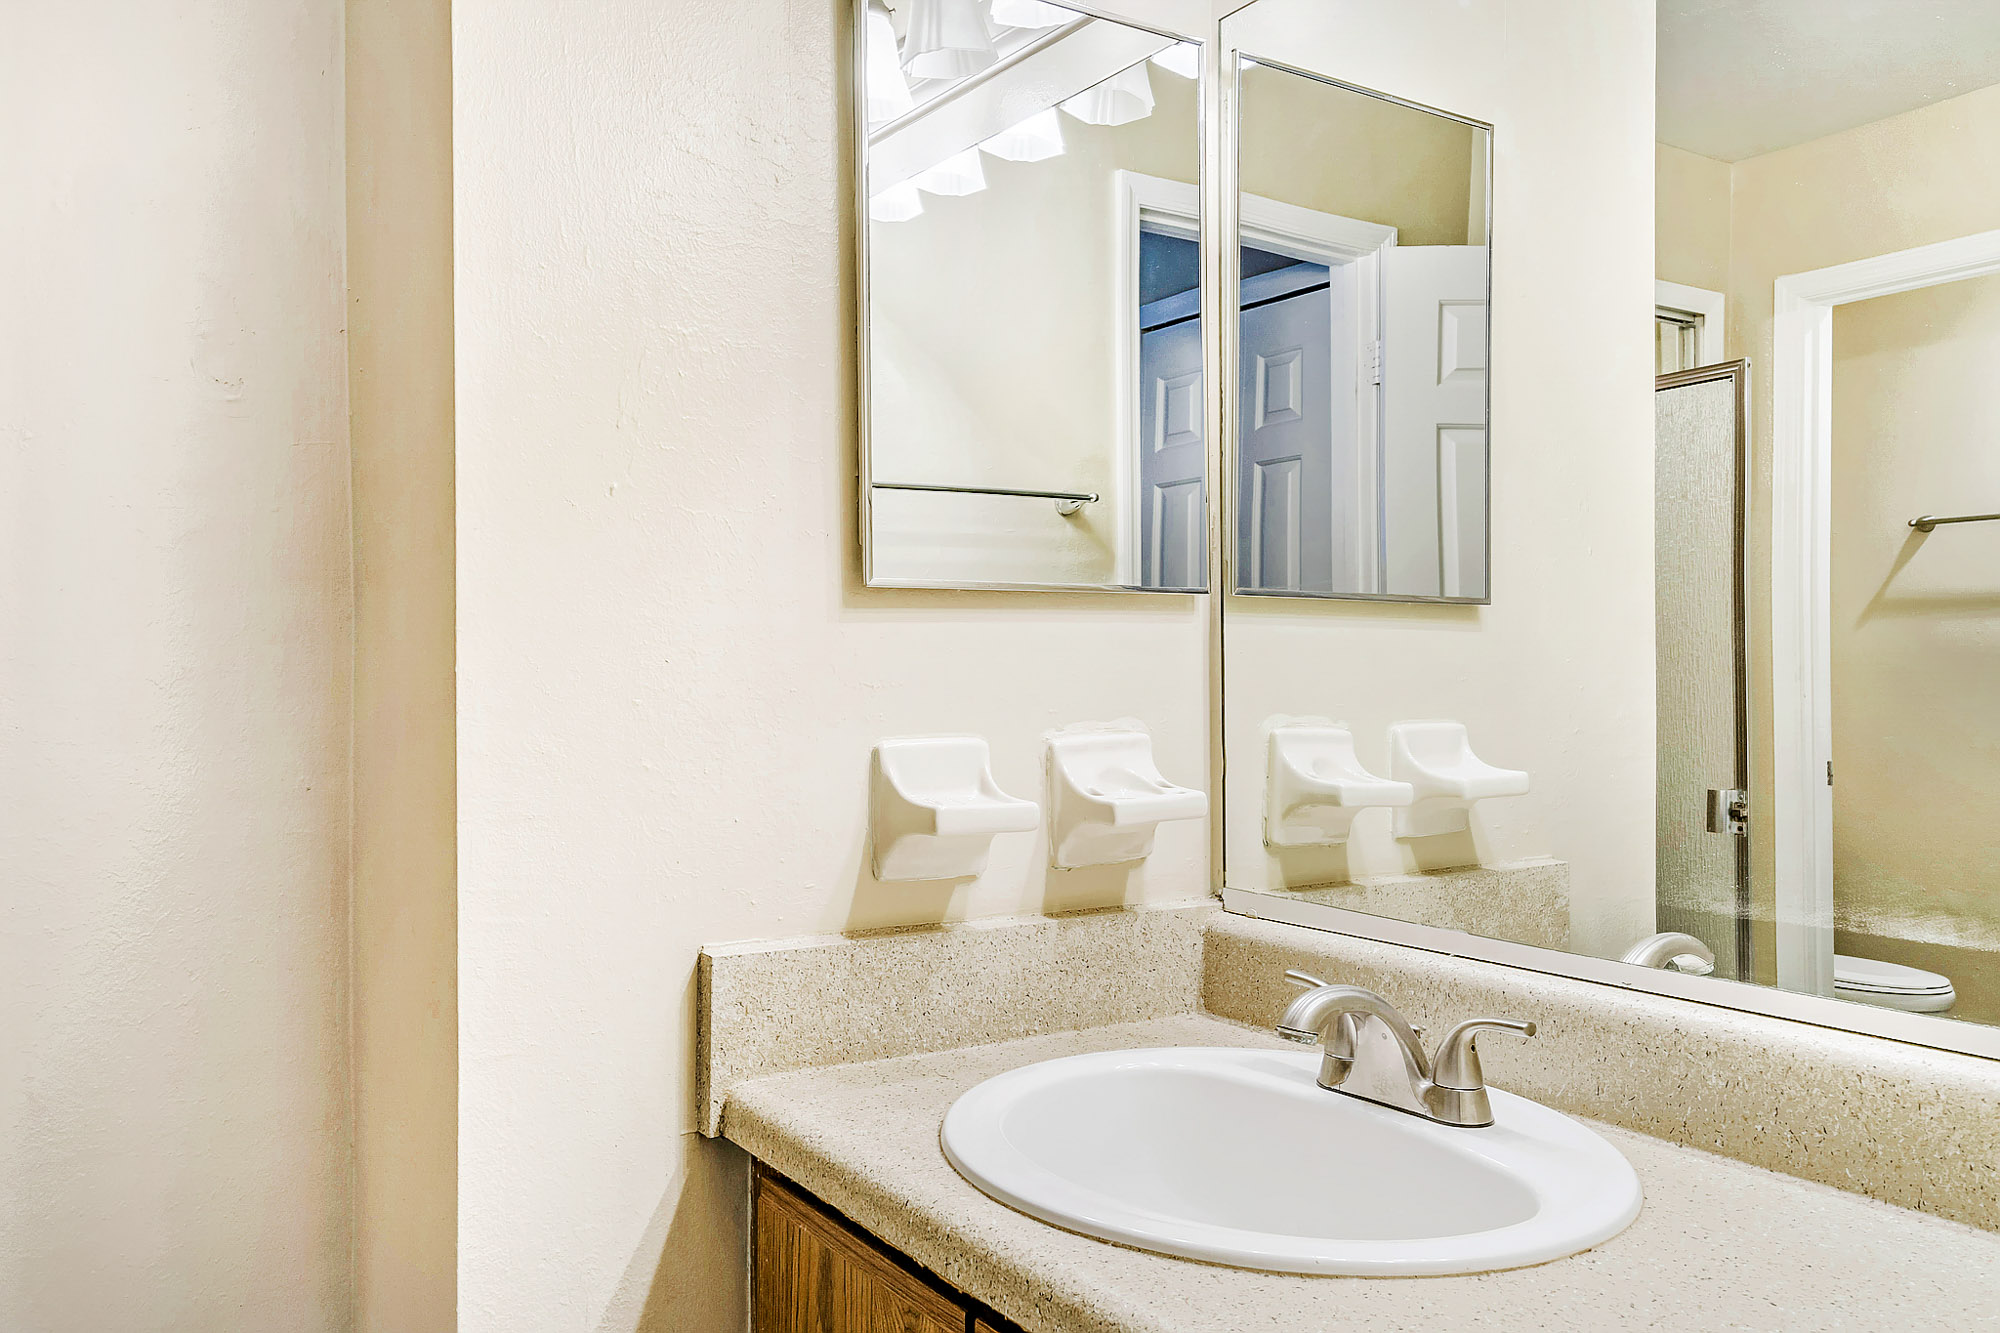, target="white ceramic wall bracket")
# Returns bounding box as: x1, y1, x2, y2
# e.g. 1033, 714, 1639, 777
1388, 720, 1530, 839
870, 737, 1039, 881
1046, 728, 1207, 869
1265, 722, 1414, 847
